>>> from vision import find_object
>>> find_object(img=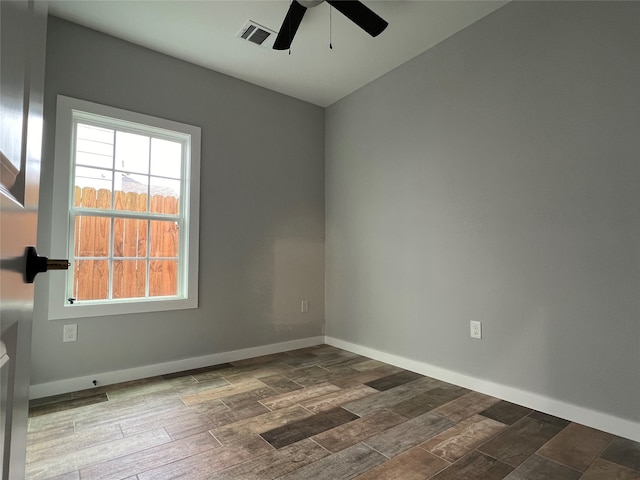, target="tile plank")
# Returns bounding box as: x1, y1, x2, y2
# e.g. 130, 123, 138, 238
420, 414, 506, 462
313, 409, 407, 453
210, 405, 314, 445
79, 432, 220, 480
388, 385, 469, 418
278, 443, 387, 480
350, 359, 396, 371
28, 393, 109, 417
260, 407, 358, 449
163, 411, 235, 440
27, 422, 76, 446
180, 378, 267, 405
600, 437, 640, 472
26, 429, 171, 480
257, 374, 304, 394
503, 454, 581, 480
432, 391, 500, 423
107, 376, 197, 401
46, 472, 80, 480
343, 377, 447, 417
284, 365, 361, 387
161, 363, 234, 379
74, 397, 185, 433
580, 458, 640, 480
259, 382, 341, 410
26, 424, 123, 464
210, 438, 328, 479
301, 384, 378, 413
479, 401, 532, 425
136, 435, 272, 480
119, 407, 216, 437
365, 412, 453, 458
429, 451, 513, 480
354, 446, 449, 480
477, 415, 568, 467
537, 423, 613, 472
365, 371, 425, 391
328, 365, 405, 389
